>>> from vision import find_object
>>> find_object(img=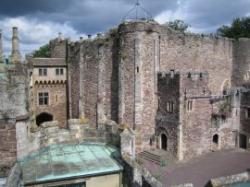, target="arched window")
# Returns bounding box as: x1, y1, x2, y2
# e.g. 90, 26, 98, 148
213, 134, 219, 144
36, 112, 53, 126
